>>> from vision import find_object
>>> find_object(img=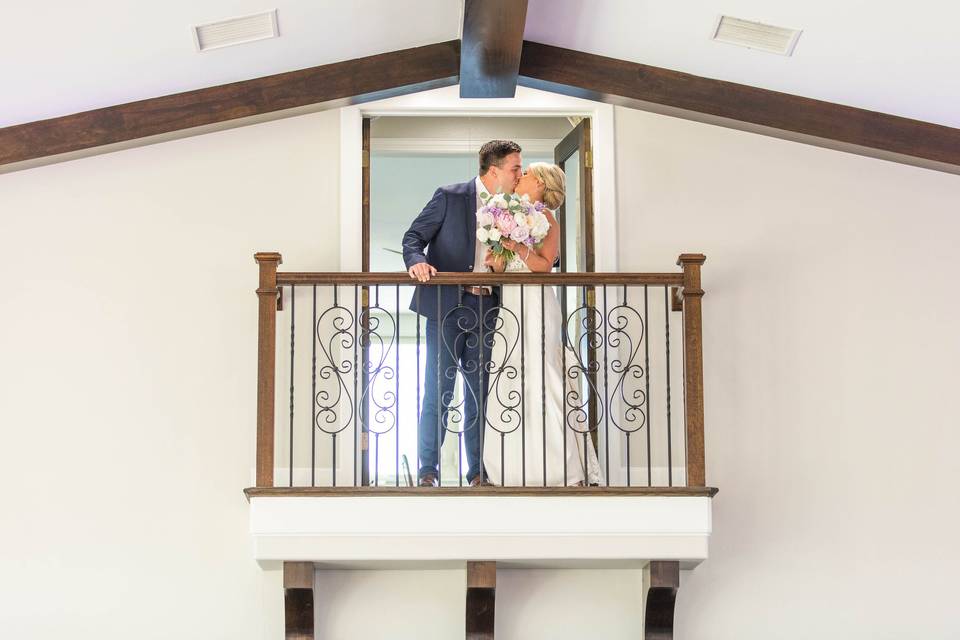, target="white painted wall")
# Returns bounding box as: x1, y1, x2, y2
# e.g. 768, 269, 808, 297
614, 107, 960, 639
3, 99, 959, 639
0, 110, 340, 638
